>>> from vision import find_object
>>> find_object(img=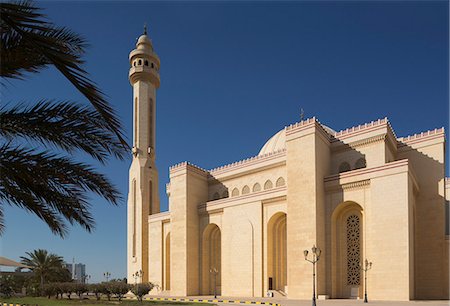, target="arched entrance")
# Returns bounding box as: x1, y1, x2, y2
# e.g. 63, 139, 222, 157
267, 212, 287, 293
164, 233, 171, 290
201, 224, 221, 295
331, 201, 363, 299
